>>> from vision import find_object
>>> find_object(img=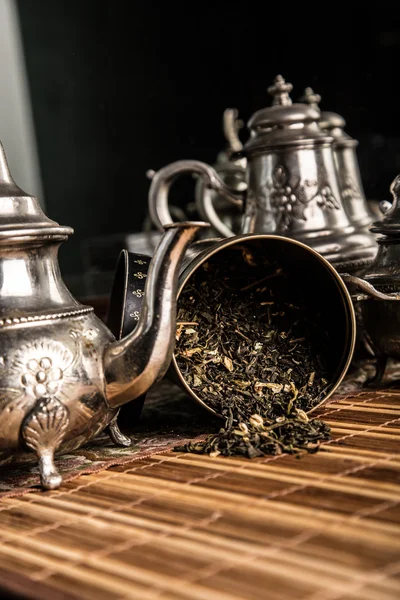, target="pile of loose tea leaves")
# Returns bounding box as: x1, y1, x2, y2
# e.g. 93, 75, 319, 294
174, 245, 332, 458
